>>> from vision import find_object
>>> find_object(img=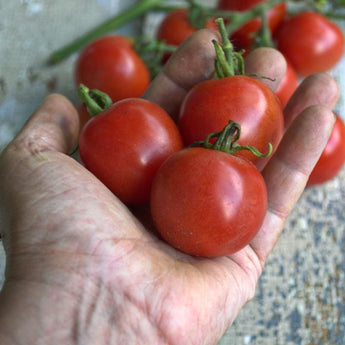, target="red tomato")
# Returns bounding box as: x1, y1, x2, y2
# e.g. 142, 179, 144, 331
77, 103, 91, 133
217, 0, 287, 52
275, 59, 299, 108
178, 75, 284, 170
75, 35, 150, 102
157, 9, 197, 47
307, 113, 345, 186
156, 9, 217, 60
274, 11, 345, 76
79, 98, 183, 205
150, 147, 267, 257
